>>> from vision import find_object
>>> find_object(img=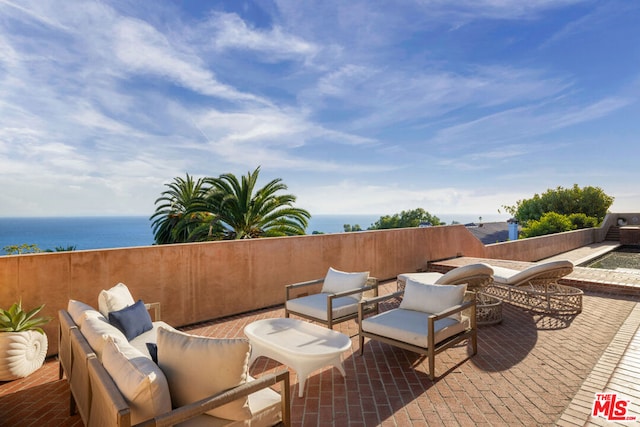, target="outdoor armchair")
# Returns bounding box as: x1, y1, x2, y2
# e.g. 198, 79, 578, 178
358, 280, 477, 380
285, 267, 379, 329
